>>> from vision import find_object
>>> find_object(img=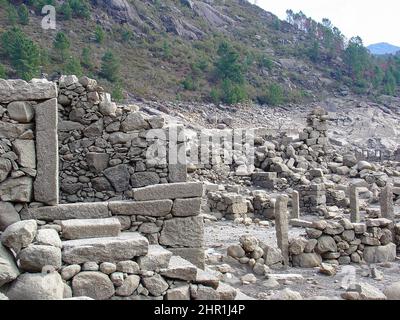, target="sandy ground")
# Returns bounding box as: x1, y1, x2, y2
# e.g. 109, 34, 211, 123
204, 220, 400, 300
